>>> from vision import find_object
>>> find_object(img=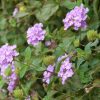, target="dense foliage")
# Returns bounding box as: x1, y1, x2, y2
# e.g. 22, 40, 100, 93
0, 0, 100, 100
